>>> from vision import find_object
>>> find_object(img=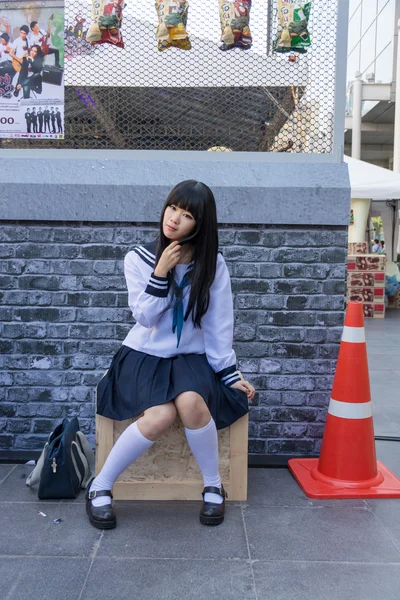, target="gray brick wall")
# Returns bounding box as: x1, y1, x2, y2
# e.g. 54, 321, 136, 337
0, 223, 347, 456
